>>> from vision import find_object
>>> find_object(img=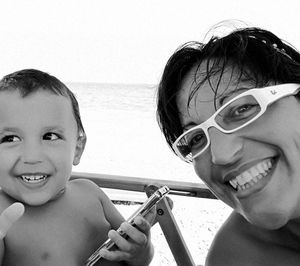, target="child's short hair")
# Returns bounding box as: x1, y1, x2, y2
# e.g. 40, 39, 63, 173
0, 69, 86, 138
